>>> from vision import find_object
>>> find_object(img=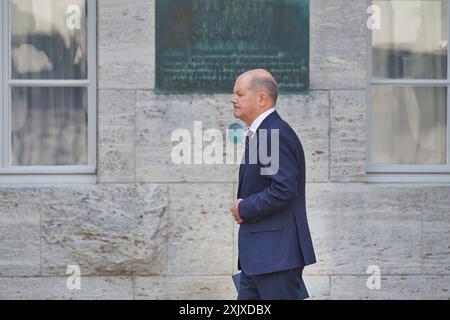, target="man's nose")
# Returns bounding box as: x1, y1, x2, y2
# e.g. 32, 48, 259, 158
231, 96, 238, 104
